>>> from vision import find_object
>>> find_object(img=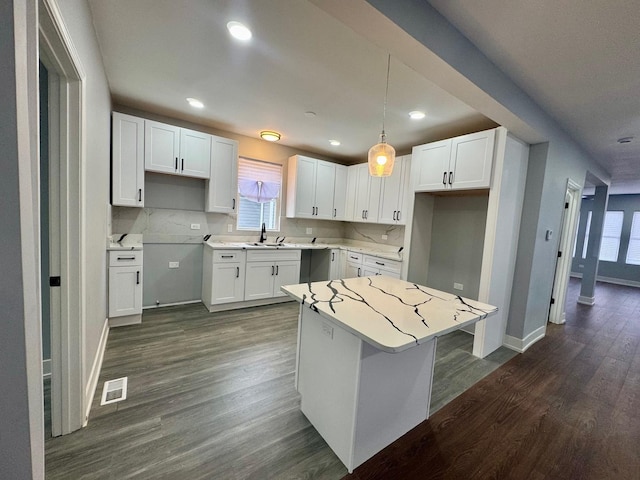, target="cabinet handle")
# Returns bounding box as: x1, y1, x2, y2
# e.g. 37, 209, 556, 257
397, 211, 401, 221
175, 157, 178, 171
138, 188, 142, 202
136, 271, 140, 285
350, 255, 358, 260
375, 261, 385, 266
334, 208, 337, 217
271, 265, 274, 276
221, 255, 233, 258
332, 252, 335, 261
117, 256, 135, 261
276, 265, 279, 275
232, 198, 236, 210
181, 158, 184, 171
442, 171, 447, 185
236, 266, 239, 278
365, 210, 368, 219
357, 267, 361, 277
393, 210, 397, 221
449, 171, 453, 185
